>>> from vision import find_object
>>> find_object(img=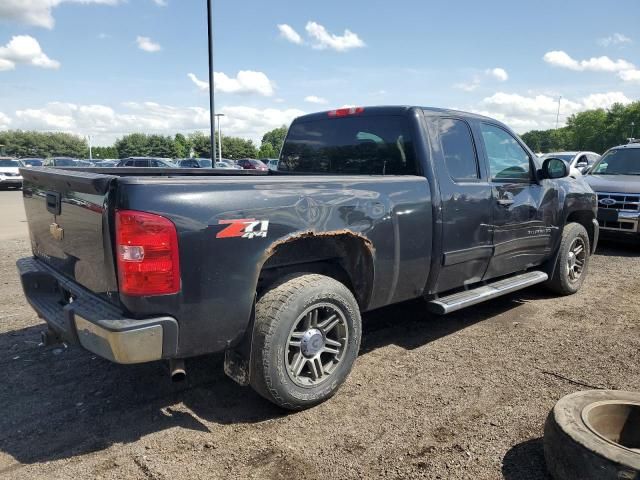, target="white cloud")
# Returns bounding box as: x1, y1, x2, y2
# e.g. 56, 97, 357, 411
597, 33, 632, 47
277, 24, 303, 45
580, 92, 631, 110
0, 0, 121, 29
8, 101, 304, 146
304, 95, 327, 104
543, 50, 634, 72
486, 67, 508, 81
619, 69, 640, 83
136, 36, 161, 53
188, 70, 275, 96
0, 112, 11, 129
152, 0, 167, 6
477, 91, 631, 132
0, 35, 60, 71
305, 21, 365, 52
454, 79, 480, 92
